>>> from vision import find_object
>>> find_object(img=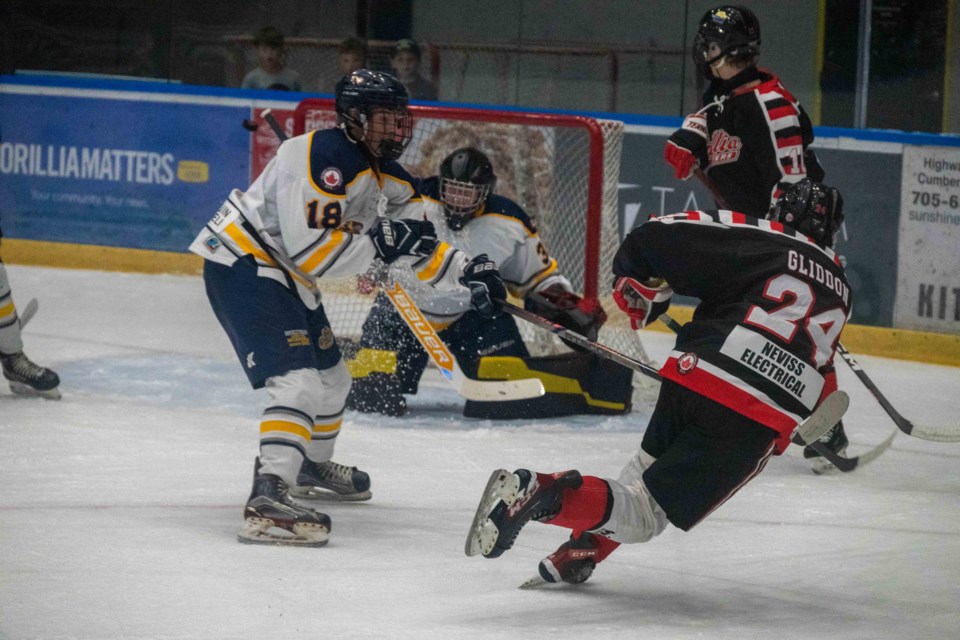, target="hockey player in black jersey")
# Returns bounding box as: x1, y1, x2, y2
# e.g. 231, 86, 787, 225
665, 5, 845, 469
465, 179, 850, 585
345, 147, 631, 419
